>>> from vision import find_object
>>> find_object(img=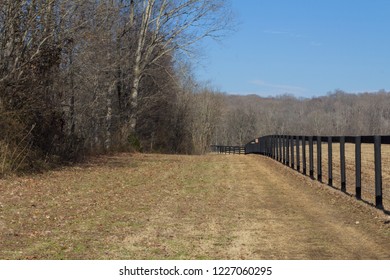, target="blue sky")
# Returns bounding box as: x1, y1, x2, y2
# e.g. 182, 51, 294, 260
194, 0, 390, 98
